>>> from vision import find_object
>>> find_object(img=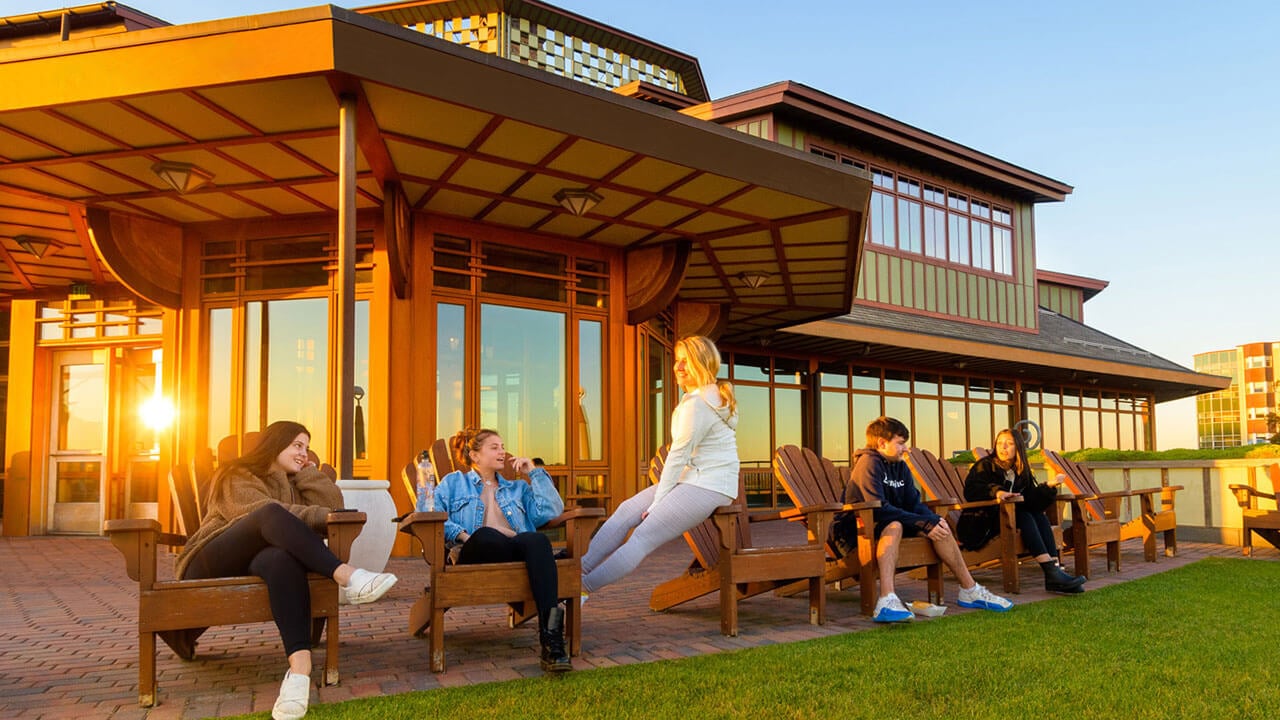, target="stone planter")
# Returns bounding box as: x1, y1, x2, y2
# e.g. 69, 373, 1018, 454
336, 479, 396, 572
